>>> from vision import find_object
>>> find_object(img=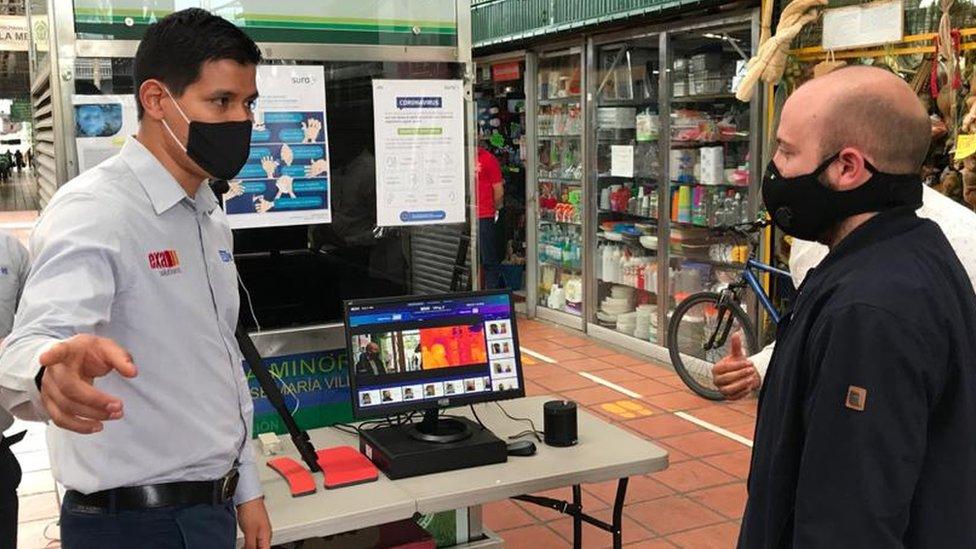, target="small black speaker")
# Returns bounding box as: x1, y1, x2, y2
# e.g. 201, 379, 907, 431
544, 400, 578, 447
